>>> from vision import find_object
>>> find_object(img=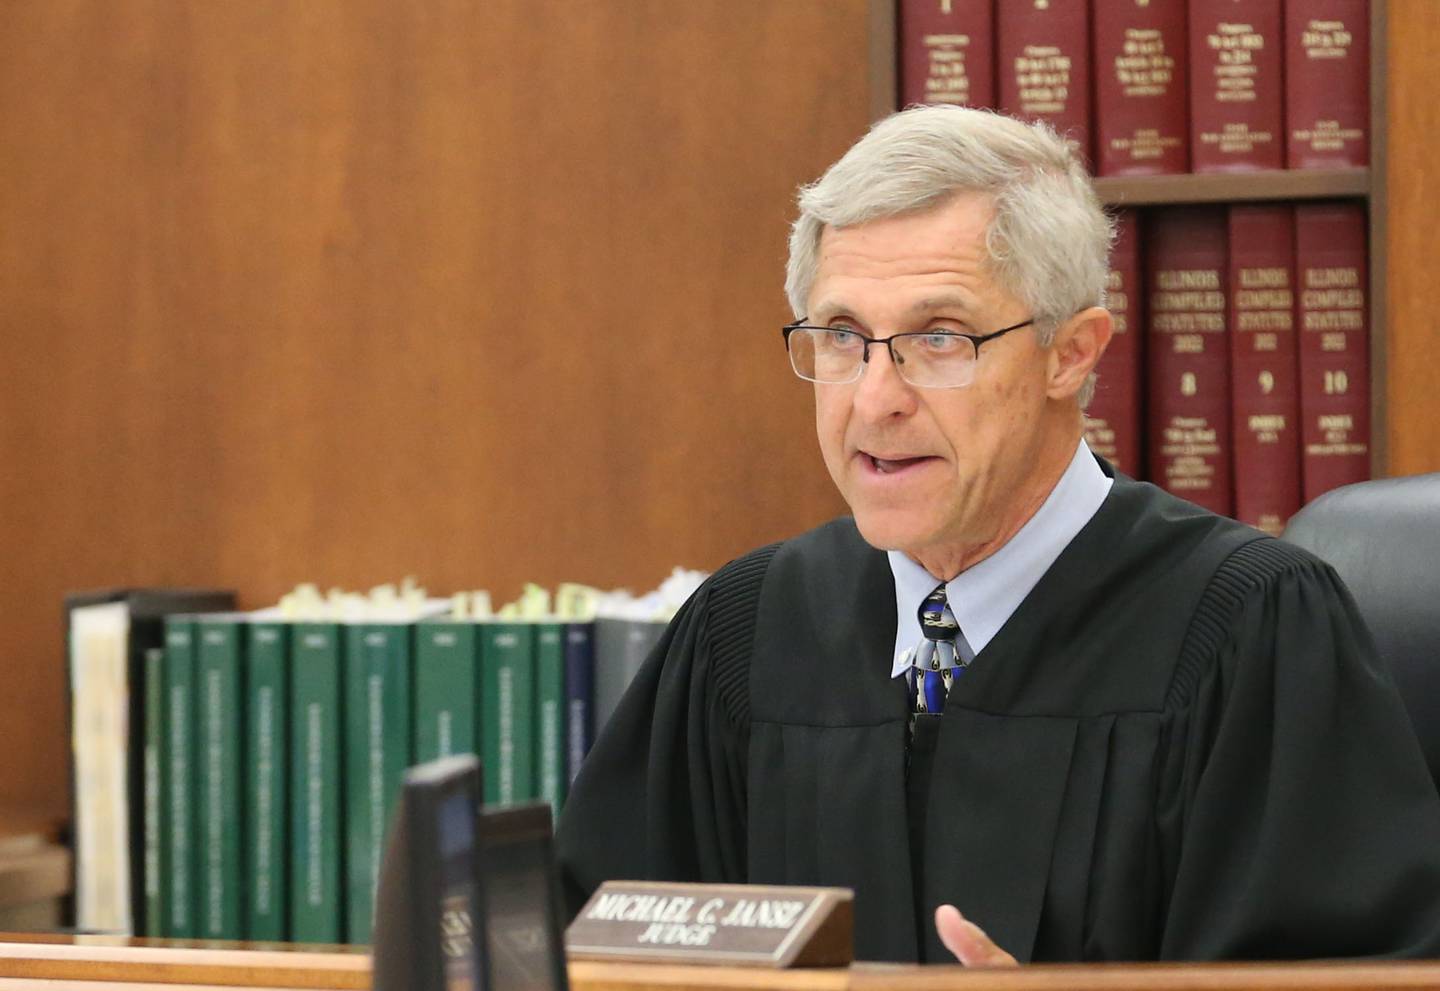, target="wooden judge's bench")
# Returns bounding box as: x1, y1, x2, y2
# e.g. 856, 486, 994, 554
1, 936, 1439, 991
